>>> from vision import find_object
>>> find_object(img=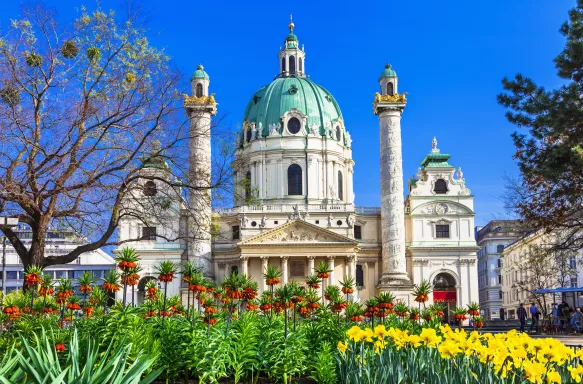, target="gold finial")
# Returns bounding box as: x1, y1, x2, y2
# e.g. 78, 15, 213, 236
288, 14, 294, 31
